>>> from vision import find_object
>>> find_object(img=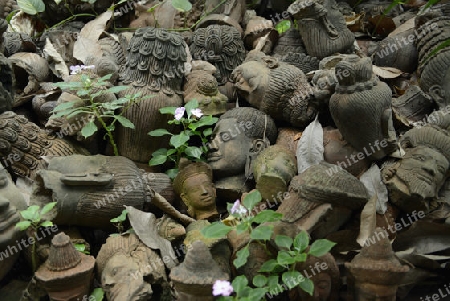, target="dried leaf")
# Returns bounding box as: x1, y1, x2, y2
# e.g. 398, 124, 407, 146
373, 65, 403, 78
388, 17, 416, 37
125, 206, 178, 269
357, 194, 378, 247
43, 38, 70, 81
360, 164, 389, 214
296, 115, 324, 174
73, 11, 112, 63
